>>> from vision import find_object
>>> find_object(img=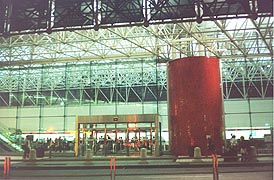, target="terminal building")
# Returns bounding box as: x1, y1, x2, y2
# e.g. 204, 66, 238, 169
0, 0, 273, 157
